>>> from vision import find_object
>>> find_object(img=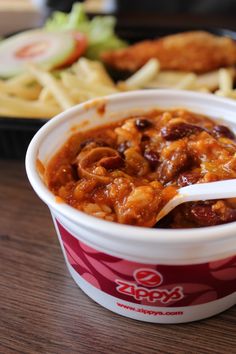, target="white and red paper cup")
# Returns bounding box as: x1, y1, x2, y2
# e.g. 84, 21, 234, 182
26, 90, 236, 323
